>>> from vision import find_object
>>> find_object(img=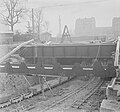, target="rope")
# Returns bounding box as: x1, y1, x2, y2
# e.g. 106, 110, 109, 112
92, 45, 101, 66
